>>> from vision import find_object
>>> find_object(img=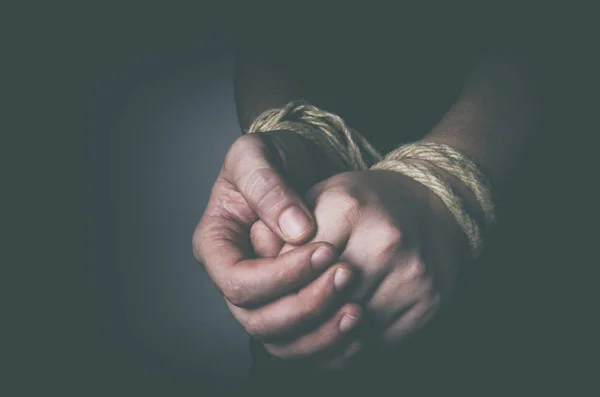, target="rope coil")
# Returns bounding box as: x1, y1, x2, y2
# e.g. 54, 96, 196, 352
247, 101, 382, 171
248, 100, 495, 257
